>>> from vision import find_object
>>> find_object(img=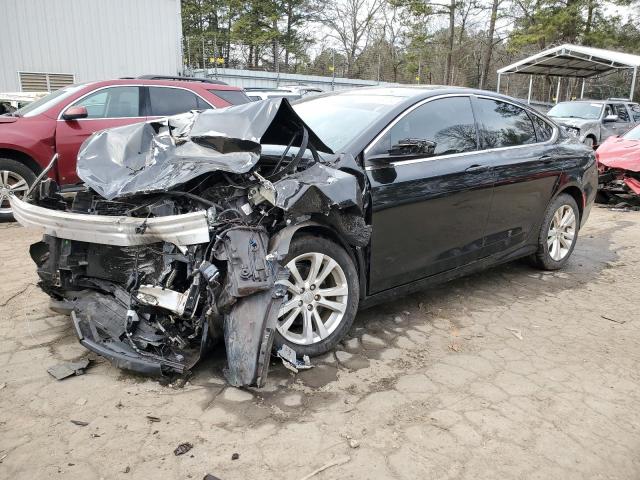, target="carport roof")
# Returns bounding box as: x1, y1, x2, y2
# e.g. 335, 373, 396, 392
497, 44, 640, 78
